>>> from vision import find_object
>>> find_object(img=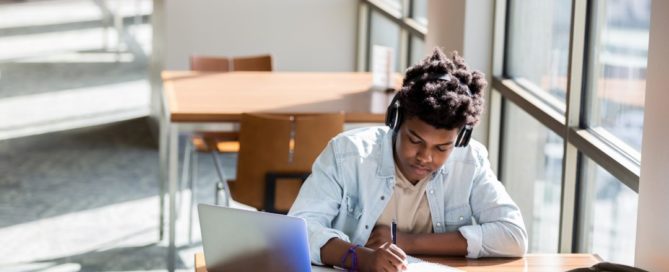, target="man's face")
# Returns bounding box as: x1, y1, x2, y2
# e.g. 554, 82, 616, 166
393, 116, 459, 183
